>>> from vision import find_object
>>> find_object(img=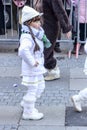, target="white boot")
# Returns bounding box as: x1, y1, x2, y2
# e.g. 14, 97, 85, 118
71, 95, 82, 112
44, 66, 60, 81
22, 99, 44, 120
22, 109, 44, 120
20, 100, 39, 113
